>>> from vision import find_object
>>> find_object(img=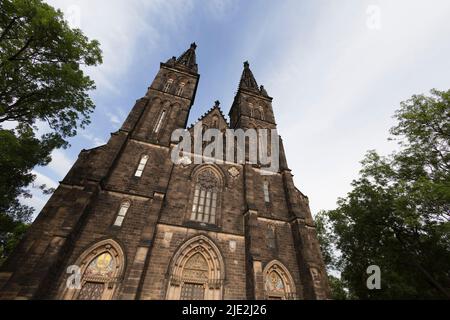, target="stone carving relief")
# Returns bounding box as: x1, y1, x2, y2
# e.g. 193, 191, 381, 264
227, 167, 240, 178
